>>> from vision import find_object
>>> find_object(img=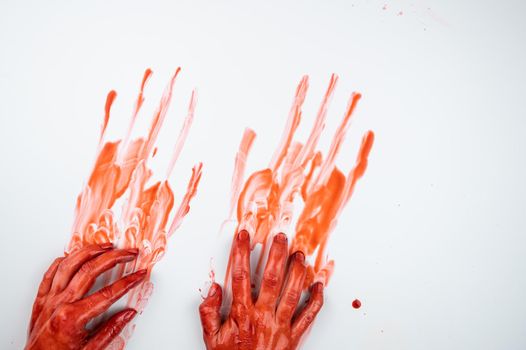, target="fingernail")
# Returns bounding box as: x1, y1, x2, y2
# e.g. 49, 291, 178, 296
293, 251, 305, 263
100, 243, 114, 250
237, 230, 249, 241
123, 309, 137, 322
275, 233, 287, 242
312, 282, 324, 293
124, 248, 139, 255
208, 283, 218, 297
135, 269, 148, 278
